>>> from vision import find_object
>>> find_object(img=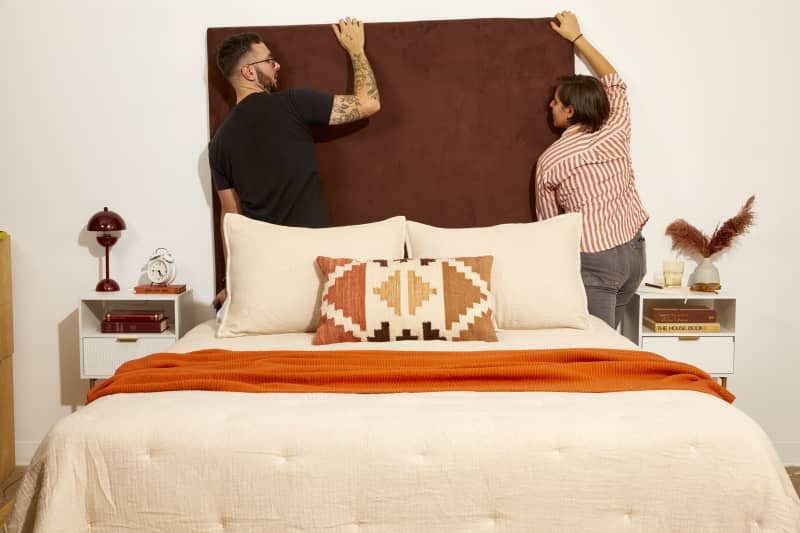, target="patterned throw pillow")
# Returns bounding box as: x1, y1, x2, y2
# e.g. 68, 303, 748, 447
313, 256, 498, 344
